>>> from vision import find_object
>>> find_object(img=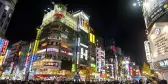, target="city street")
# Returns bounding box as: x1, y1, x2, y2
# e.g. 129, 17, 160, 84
0, 0, 168, 84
